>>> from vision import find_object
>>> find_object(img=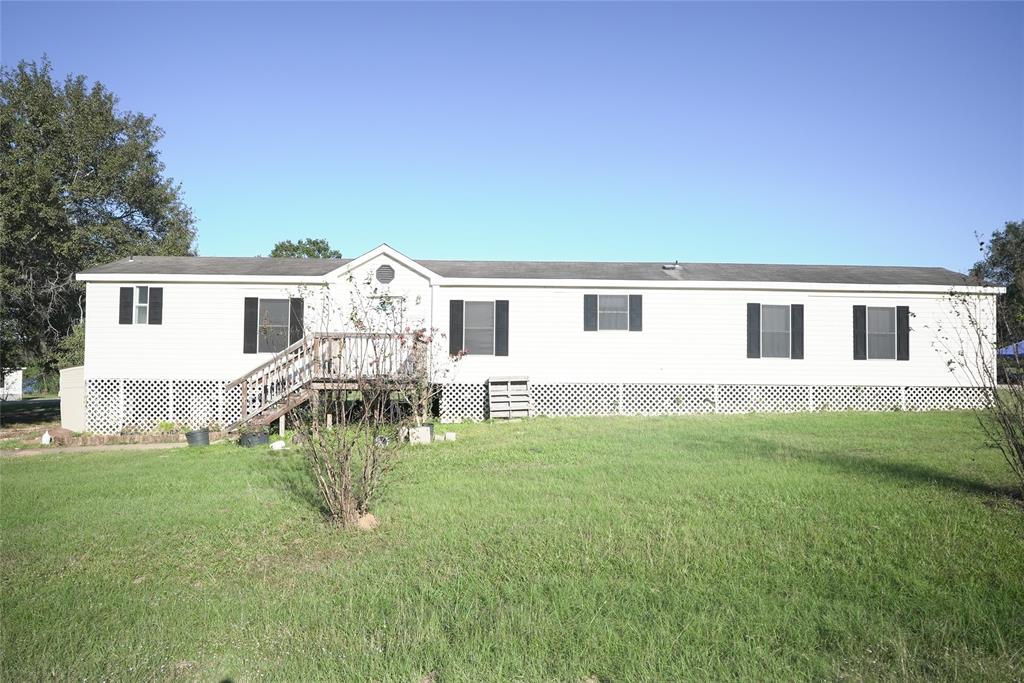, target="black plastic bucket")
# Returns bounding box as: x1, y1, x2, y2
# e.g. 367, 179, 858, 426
239, 431, 269, 448
185, 429, 210, 447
